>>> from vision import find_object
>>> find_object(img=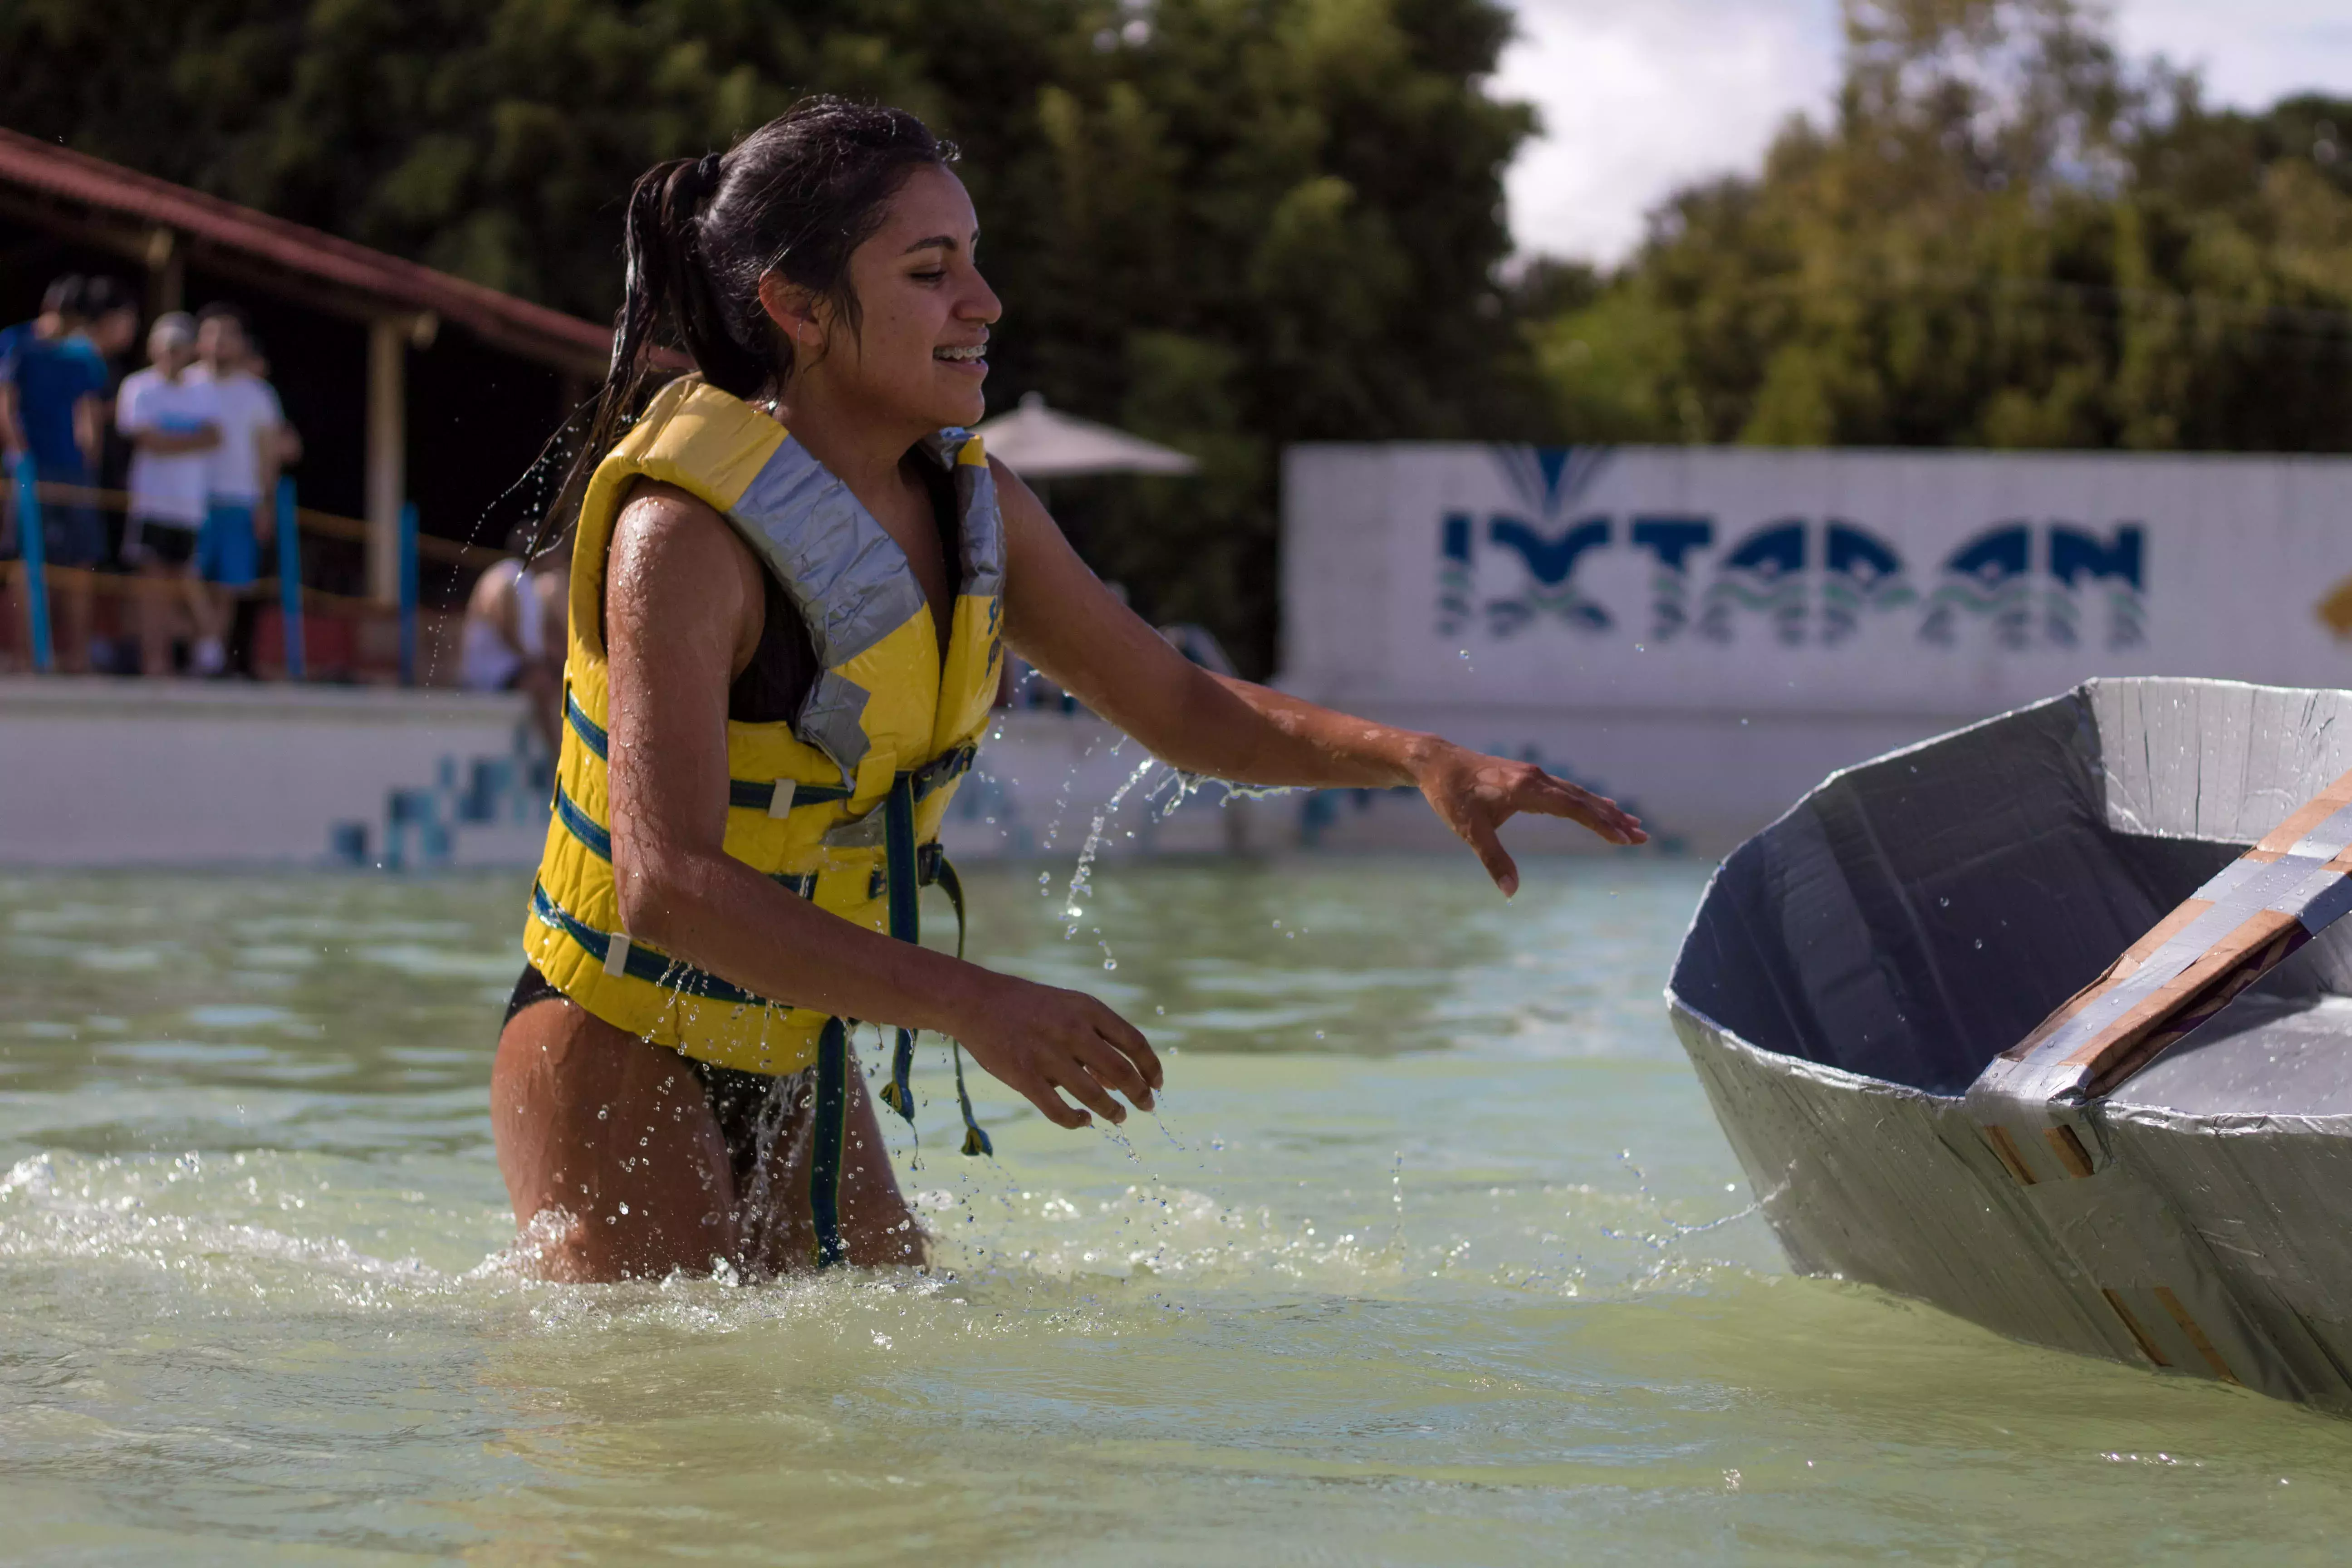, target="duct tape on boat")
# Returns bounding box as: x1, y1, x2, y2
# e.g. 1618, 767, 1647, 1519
1970, 770, 2352, 1113
1978, 1108, 2107, 1185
